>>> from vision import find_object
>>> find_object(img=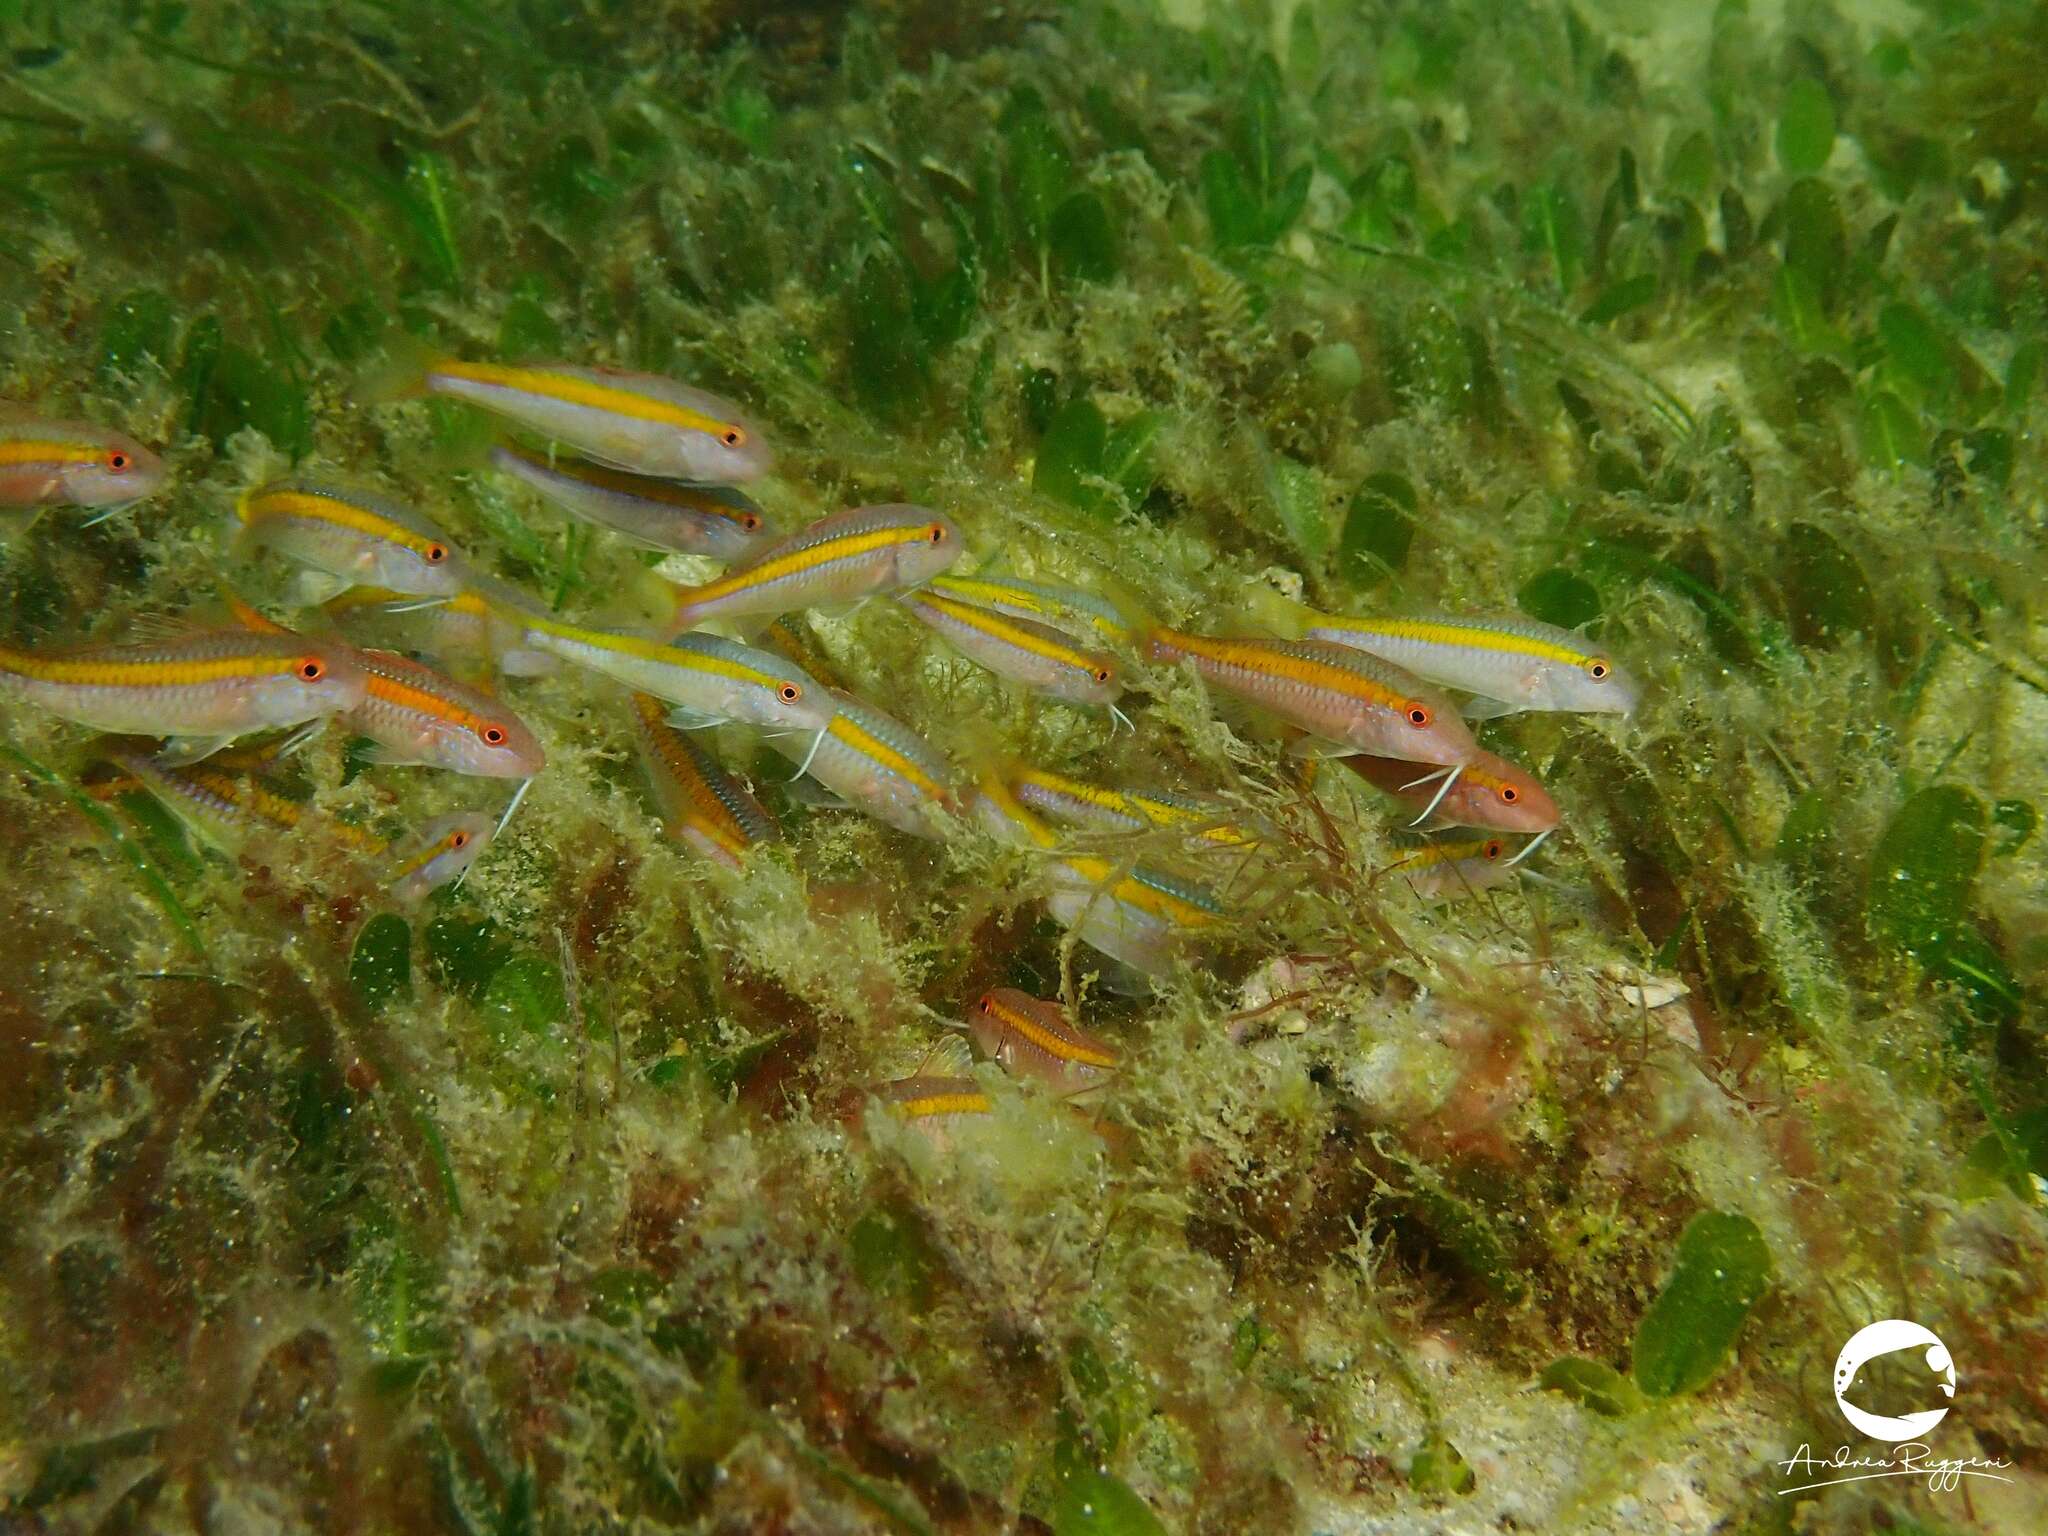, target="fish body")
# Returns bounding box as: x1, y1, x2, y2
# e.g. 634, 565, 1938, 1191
0, 413, 166, 508
388, 812, 494, 904
969, 988, 1117, 1090
666, 504, 961, 632
487, 443, 768, 560
898, 589, 1119, 705
516, 612, 833, 733
628, 692, 779, 867
0, 629, 367, 741
1010, 766, 1258, 848
1307, 613, 1640, 716
109, 752, 388, 861
926, 573, 1133, 645
767, 687, 955, 838
1389, 835, 1522, 899
346, 649, 545, 778
330, 577, 560, 677
870, 1074, 993, 1144
1341, 749, 1559, 834
416, 360, 771, 482
236, 480, 468, 596
1144, 627, 1474, 764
